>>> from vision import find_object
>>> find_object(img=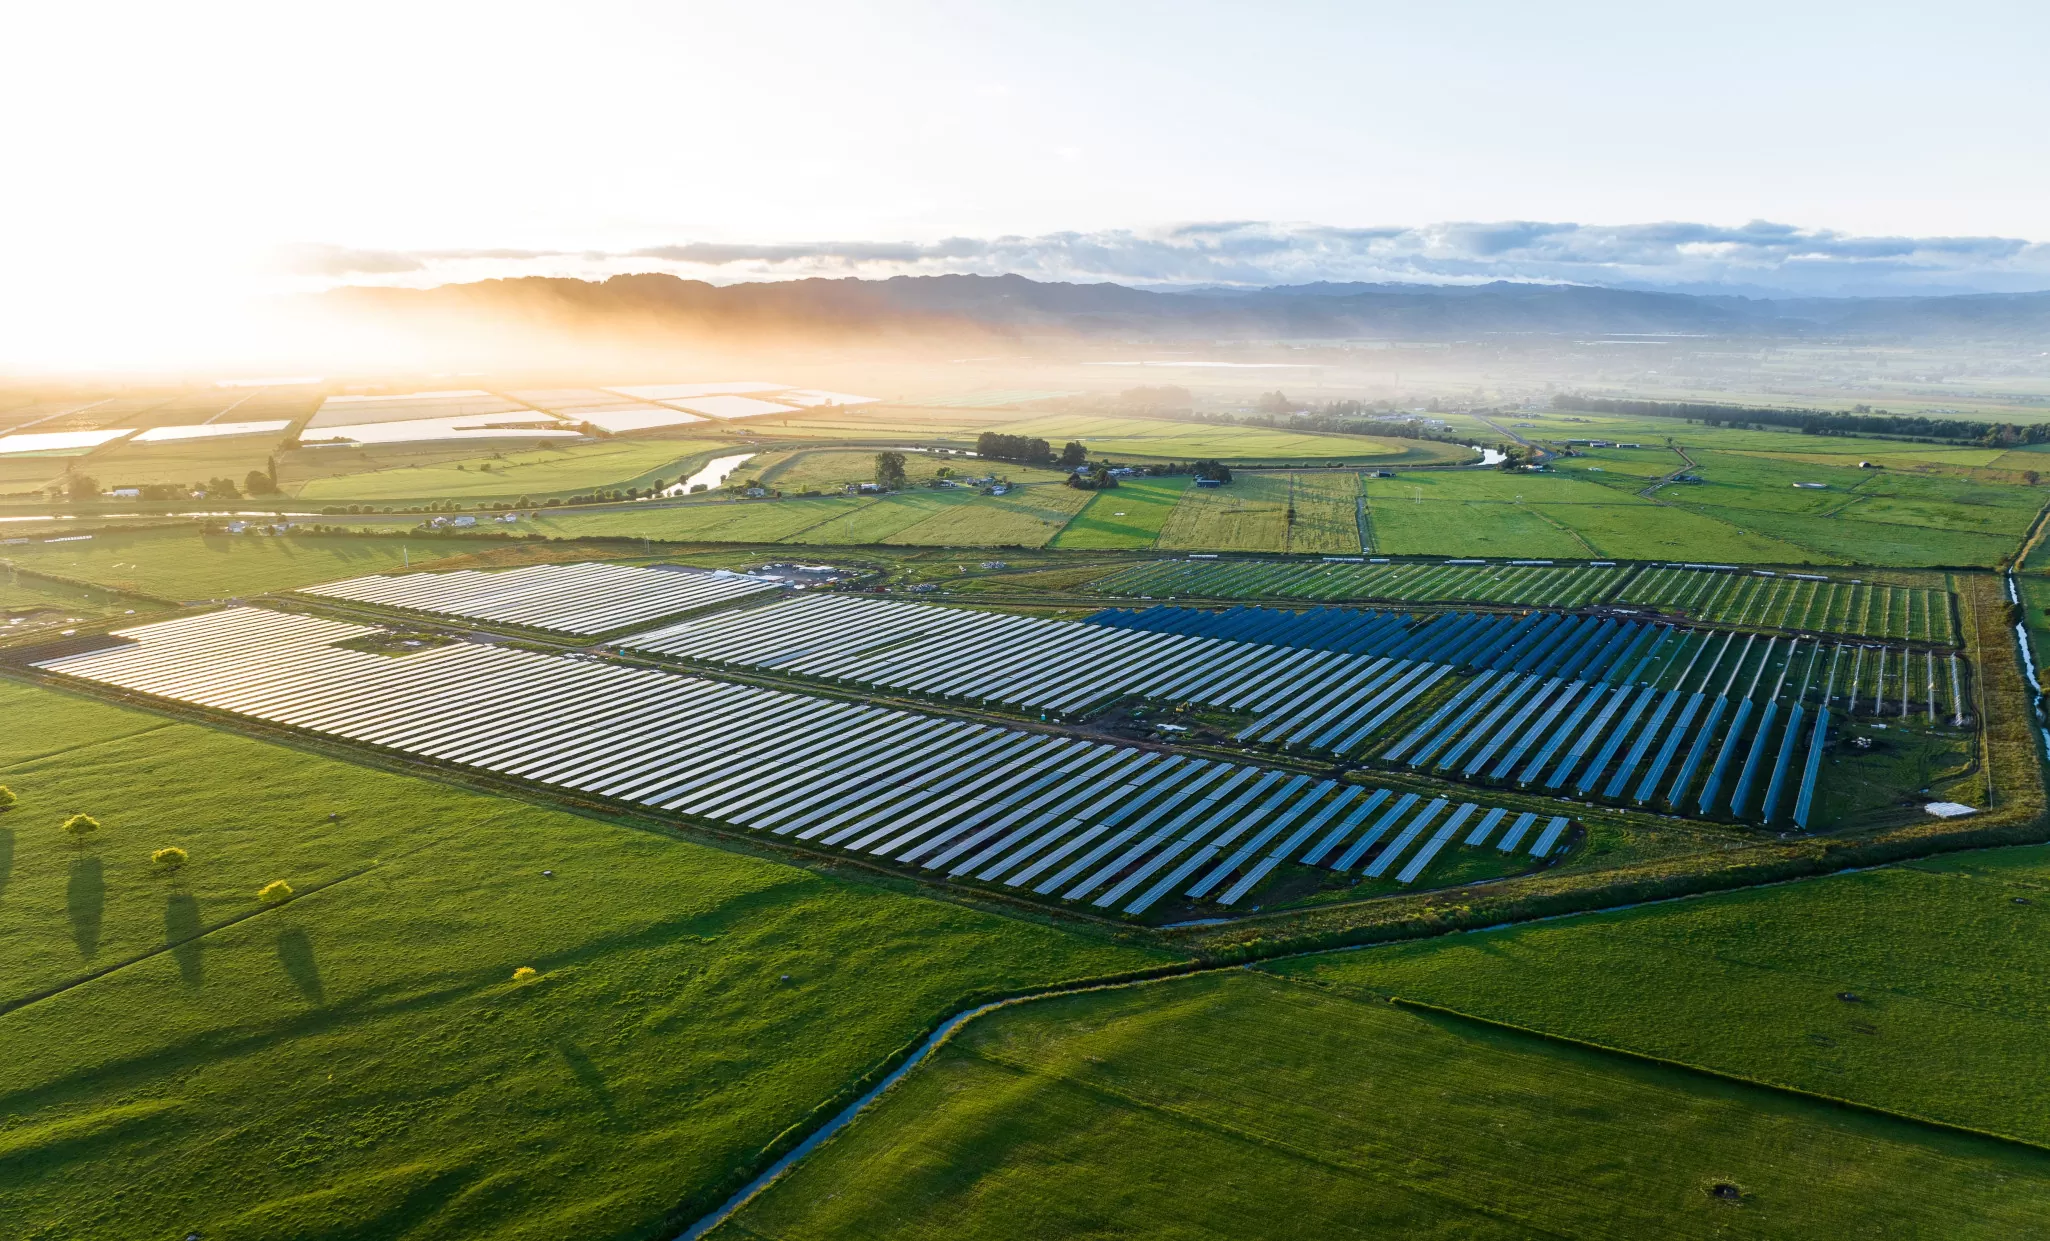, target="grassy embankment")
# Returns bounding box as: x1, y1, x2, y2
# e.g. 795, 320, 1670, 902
715, 969, 2050, 1240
